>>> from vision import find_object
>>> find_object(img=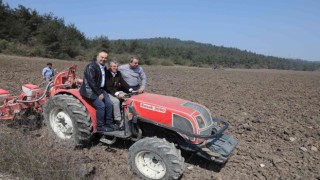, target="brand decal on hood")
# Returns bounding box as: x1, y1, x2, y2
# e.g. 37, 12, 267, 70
140, 103, 166, 113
